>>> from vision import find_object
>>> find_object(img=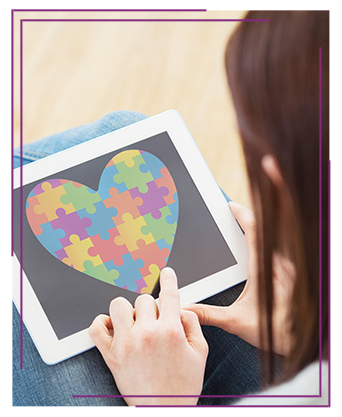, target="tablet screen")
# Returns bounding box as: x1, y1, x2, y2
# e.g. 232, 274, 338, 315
13, 131, 237, 340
